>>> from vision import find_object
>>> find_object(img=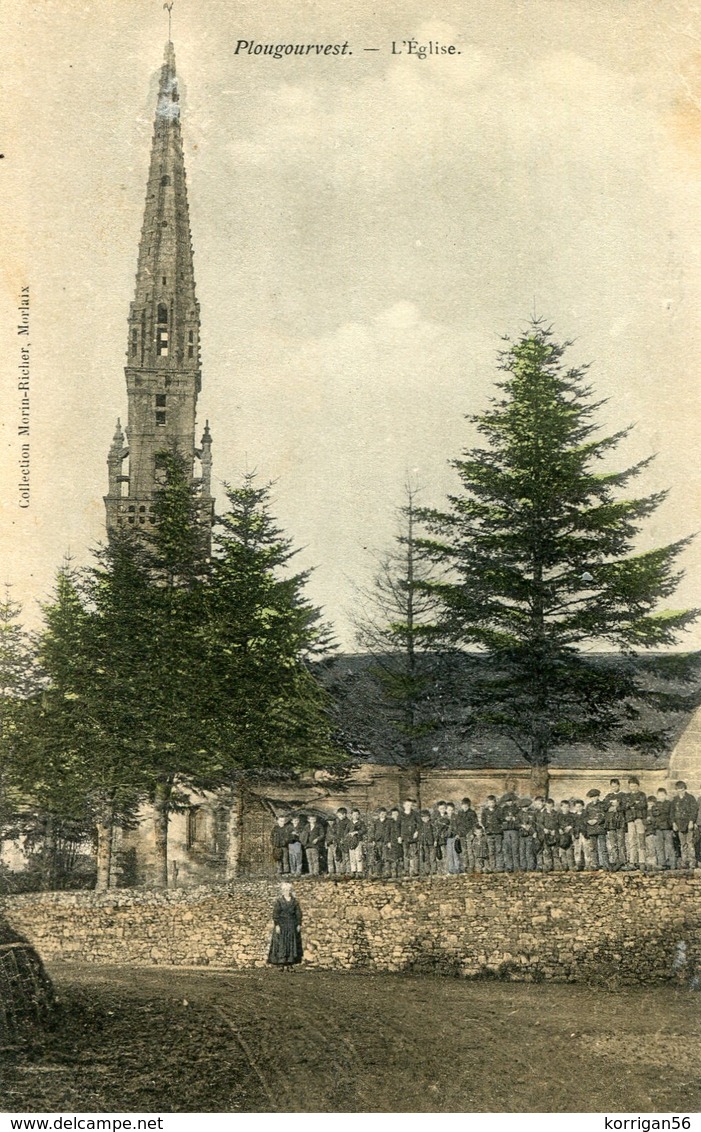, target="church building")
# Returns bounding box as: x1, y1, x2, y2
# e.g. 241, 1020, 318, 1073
102, 37, 701, 888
